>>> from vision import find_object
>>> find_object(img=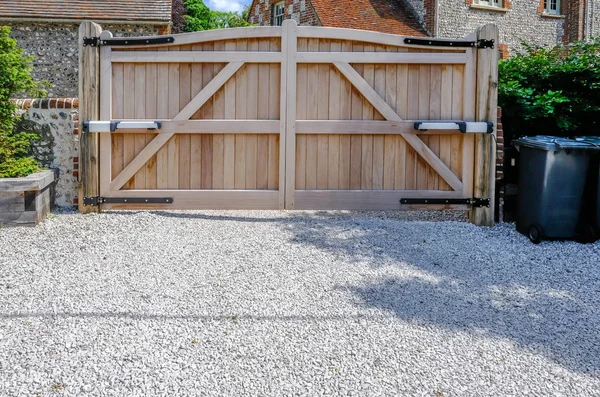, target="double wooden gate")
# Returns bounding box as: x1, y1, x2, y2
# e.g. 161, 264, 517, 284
79, 20, 498, 225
